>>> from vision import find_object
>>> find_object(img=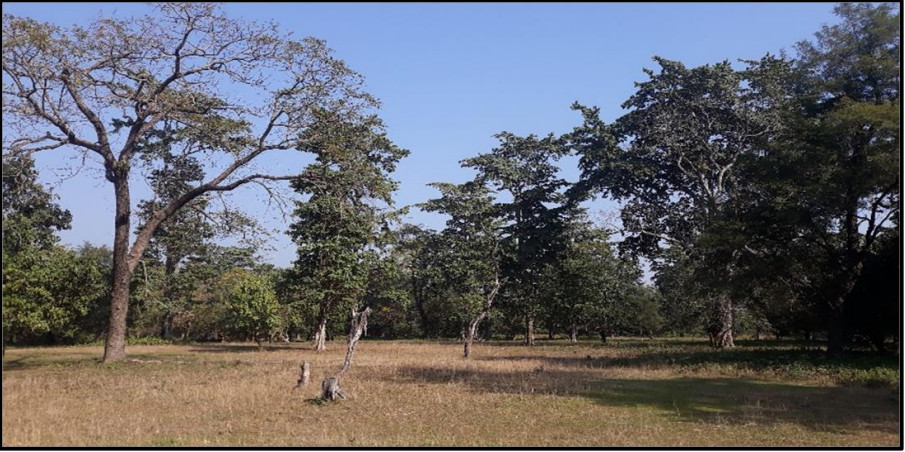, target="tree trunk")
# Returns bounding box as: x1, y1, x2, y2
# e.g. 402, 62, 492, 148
103, 178, 133, 363
707, 296, 734, 349
525, 314, 535, 346
340, 307, 372, 373
464, 311, 488, 359
312, 299, 331, 352
546, 316, 555, 340
569, 322, 578, 344
413, 273, 432, 338
826, 309, 845, 359
313, 317, 327, 352
599, 328, 607, 344
824, 262, 863, 358
161, 311, 174, 340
